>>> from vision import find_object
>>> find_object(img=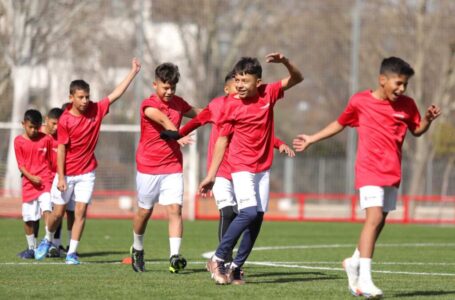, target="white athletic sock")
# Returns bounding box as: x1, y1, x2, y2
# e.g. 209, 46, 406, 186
26, 234, 36, 249
45, 226, 54, 242
133, 232, 144, 251
169, 237, 181, 257
359, 258, 373, 283
54, 238, 61, 248
68, 239, 79, 254
67, 230, 72, 247
212, 255, 224, 262
352, 248, 360, 259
